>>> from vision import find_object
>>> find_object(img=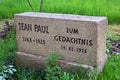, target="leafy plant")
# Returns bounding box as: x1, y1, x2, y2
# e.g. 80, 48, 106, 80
16, 67, 45, 80
0, 28, 16, 65
45, 52, 62, 80
60, 72, 74, 80
45, 52, 74, 80
0, 65, 17, 80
